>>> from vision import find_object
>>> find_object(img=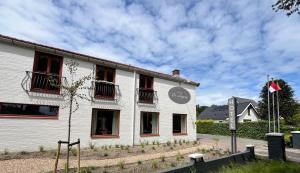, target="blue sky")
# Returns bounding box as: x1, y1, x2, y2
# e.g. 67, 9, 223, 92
0, 0, 300, 105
